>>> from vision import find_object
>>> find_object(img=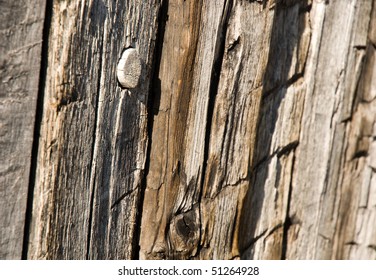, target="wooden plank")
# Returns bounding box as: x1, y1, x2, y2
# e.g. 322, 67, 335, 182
27, 0, 161, 259
140, 0, 208, 259
88, 1, 161, 260
0, 0, 46, 259
239, 0, 311, 259
201, 1, 276, 259
235, 0, 376, 260
284, 0, 375, 259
